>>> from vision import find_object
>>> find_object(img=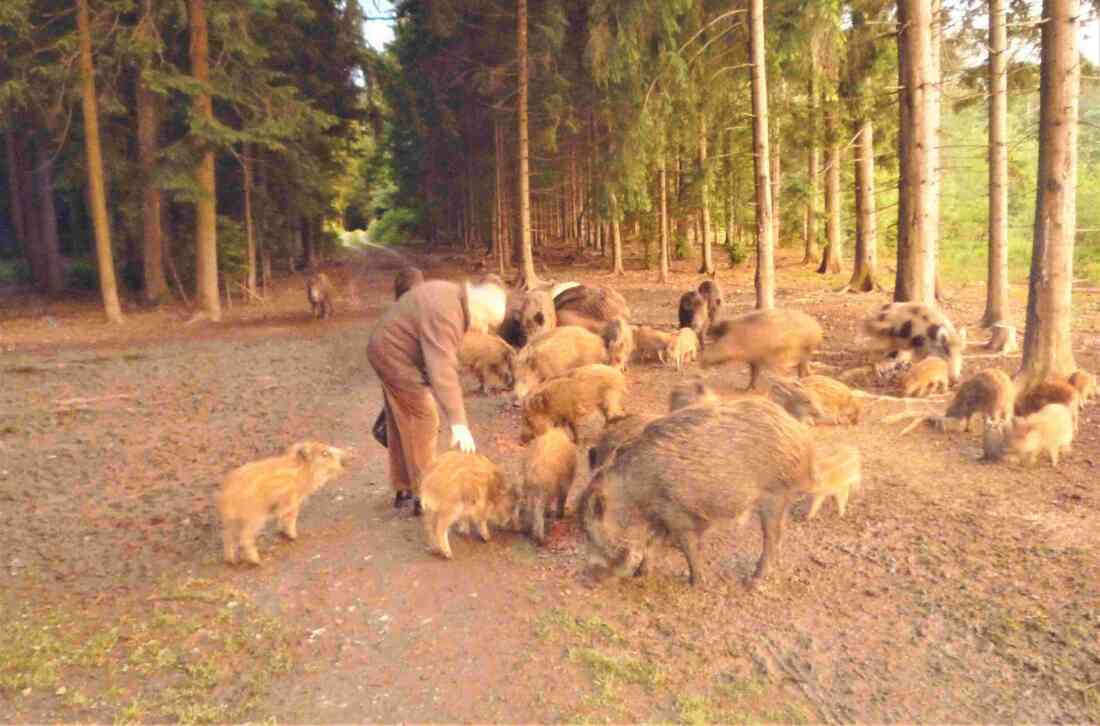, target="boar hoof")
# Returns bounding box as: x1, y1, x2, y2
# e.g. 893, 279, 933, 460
412, 498, 423, 517
394, 491, 413, 509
